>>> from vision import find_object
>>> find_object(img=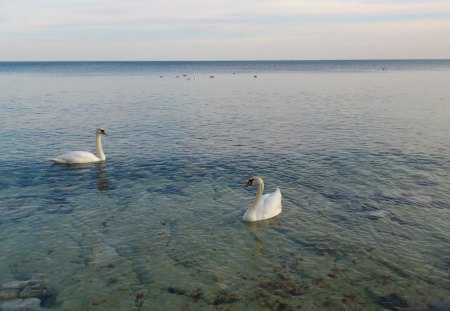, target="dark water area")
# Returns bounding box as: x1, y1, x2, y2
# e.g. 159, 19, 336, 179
1, 59, 450, 76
